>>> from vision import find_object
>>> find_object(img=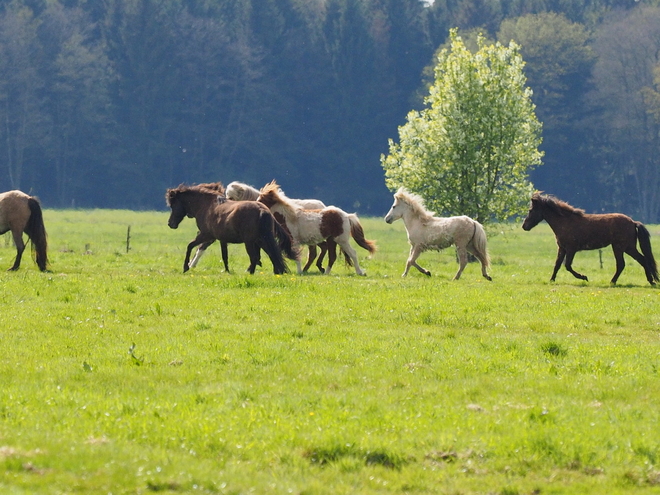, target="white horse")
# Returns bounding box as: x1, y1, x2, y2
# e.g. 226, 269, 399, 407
384, 188, 492, 281
258, 181, 376, 275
